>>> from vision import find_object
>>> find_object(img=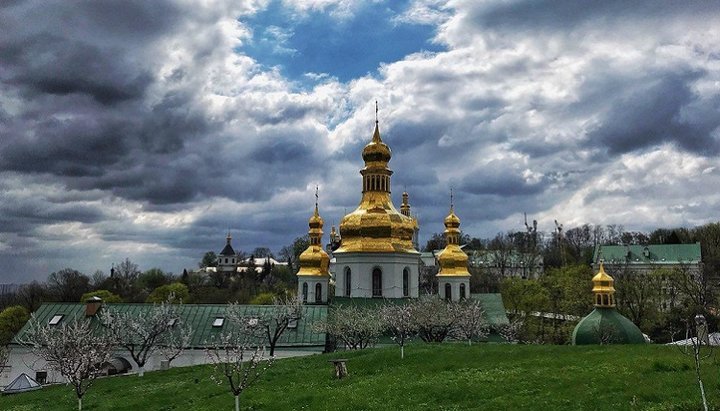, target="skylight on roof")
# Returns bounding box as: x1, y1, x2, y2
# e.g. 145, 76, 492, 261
212, 317, 224, 327
167, 318, 177, 327
49, 315, 63, 326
